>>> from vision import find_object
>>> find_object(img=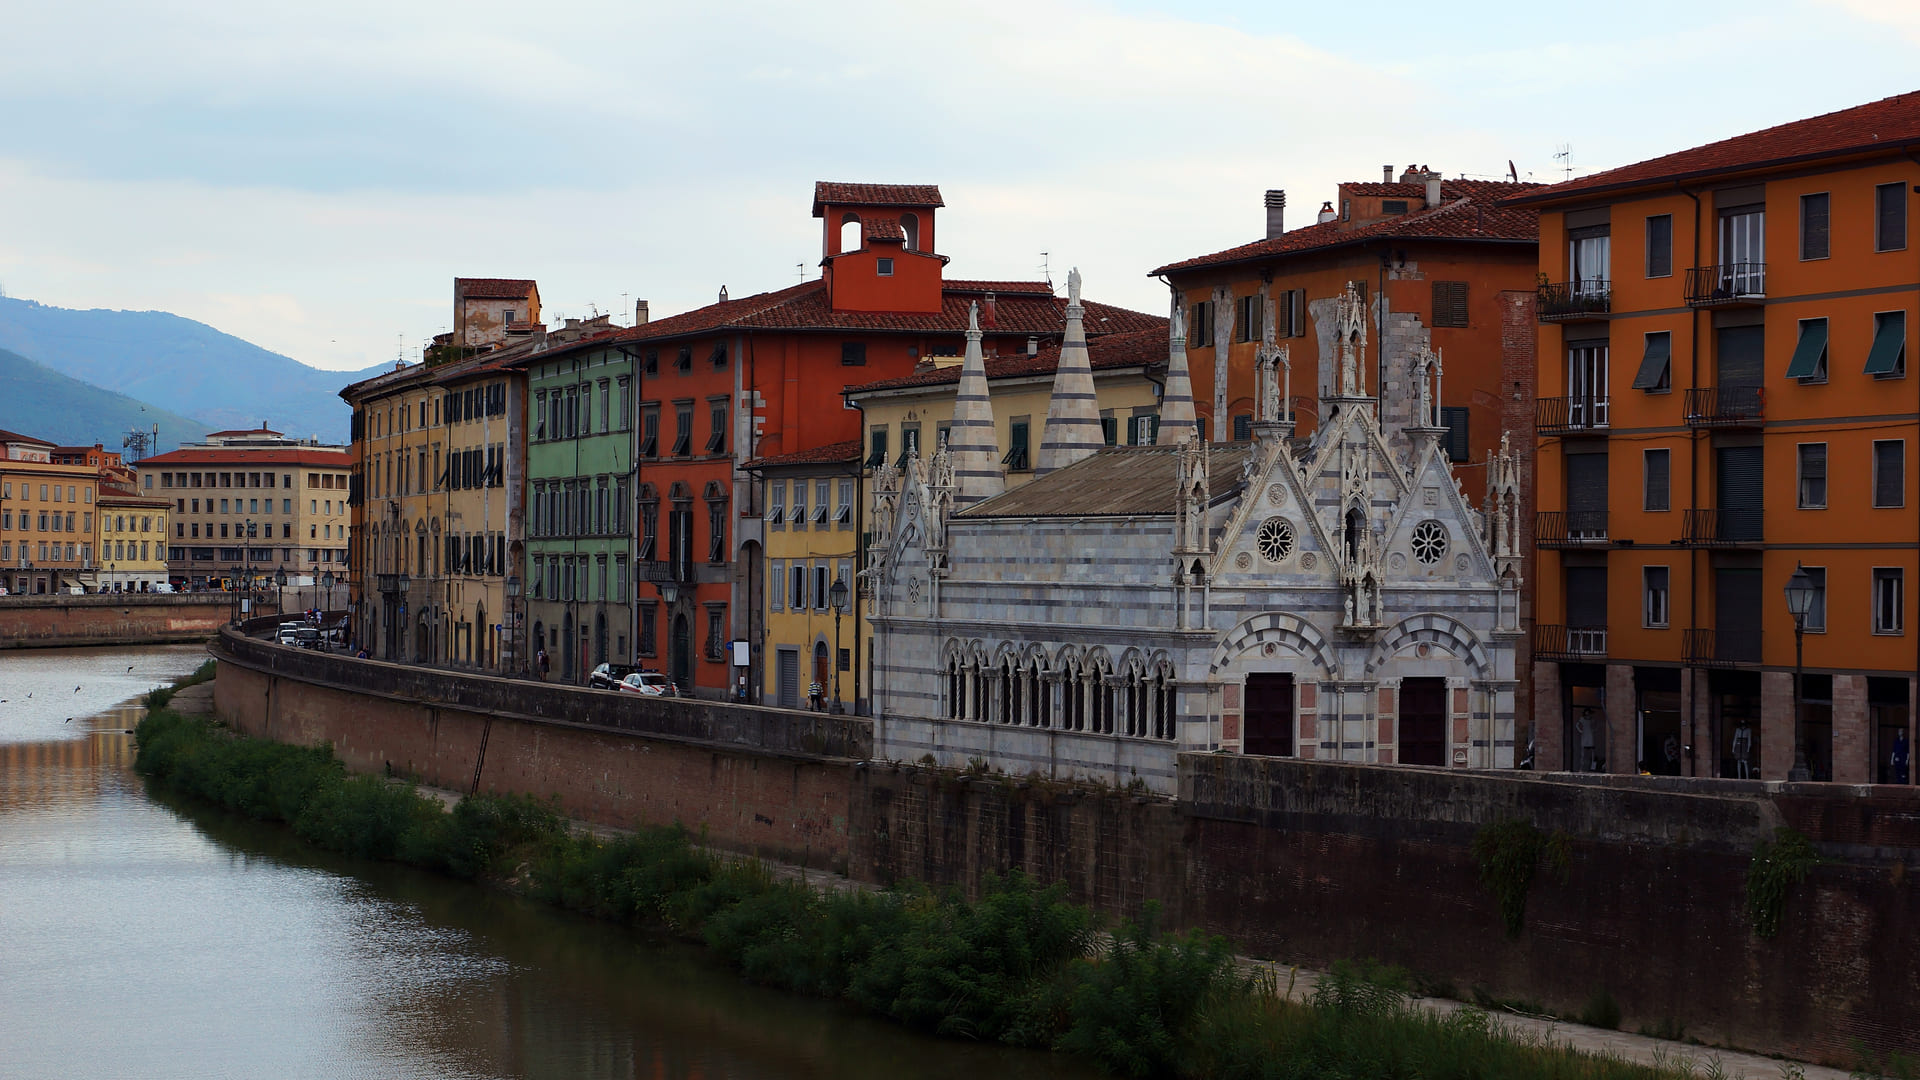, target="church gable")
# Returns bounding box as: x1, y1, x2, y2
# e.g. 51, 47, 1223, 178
1209, 443, 1334, 583
1375, 441, 1497, 586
